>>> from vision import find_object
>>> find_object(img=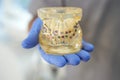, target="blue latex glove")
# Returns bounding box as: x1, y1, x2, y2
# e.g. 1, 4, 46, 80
22, 18, 94, 67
